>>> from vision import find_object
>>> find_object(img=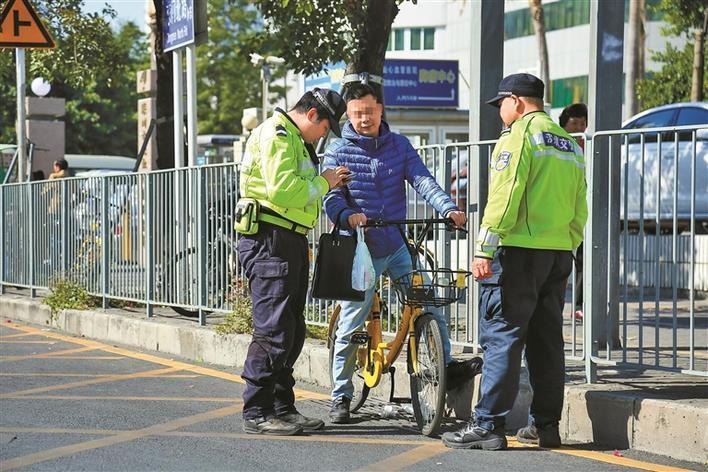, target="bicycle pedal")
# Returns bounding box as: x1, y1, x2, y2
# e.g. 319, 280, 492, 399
350, 331, 370, 345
